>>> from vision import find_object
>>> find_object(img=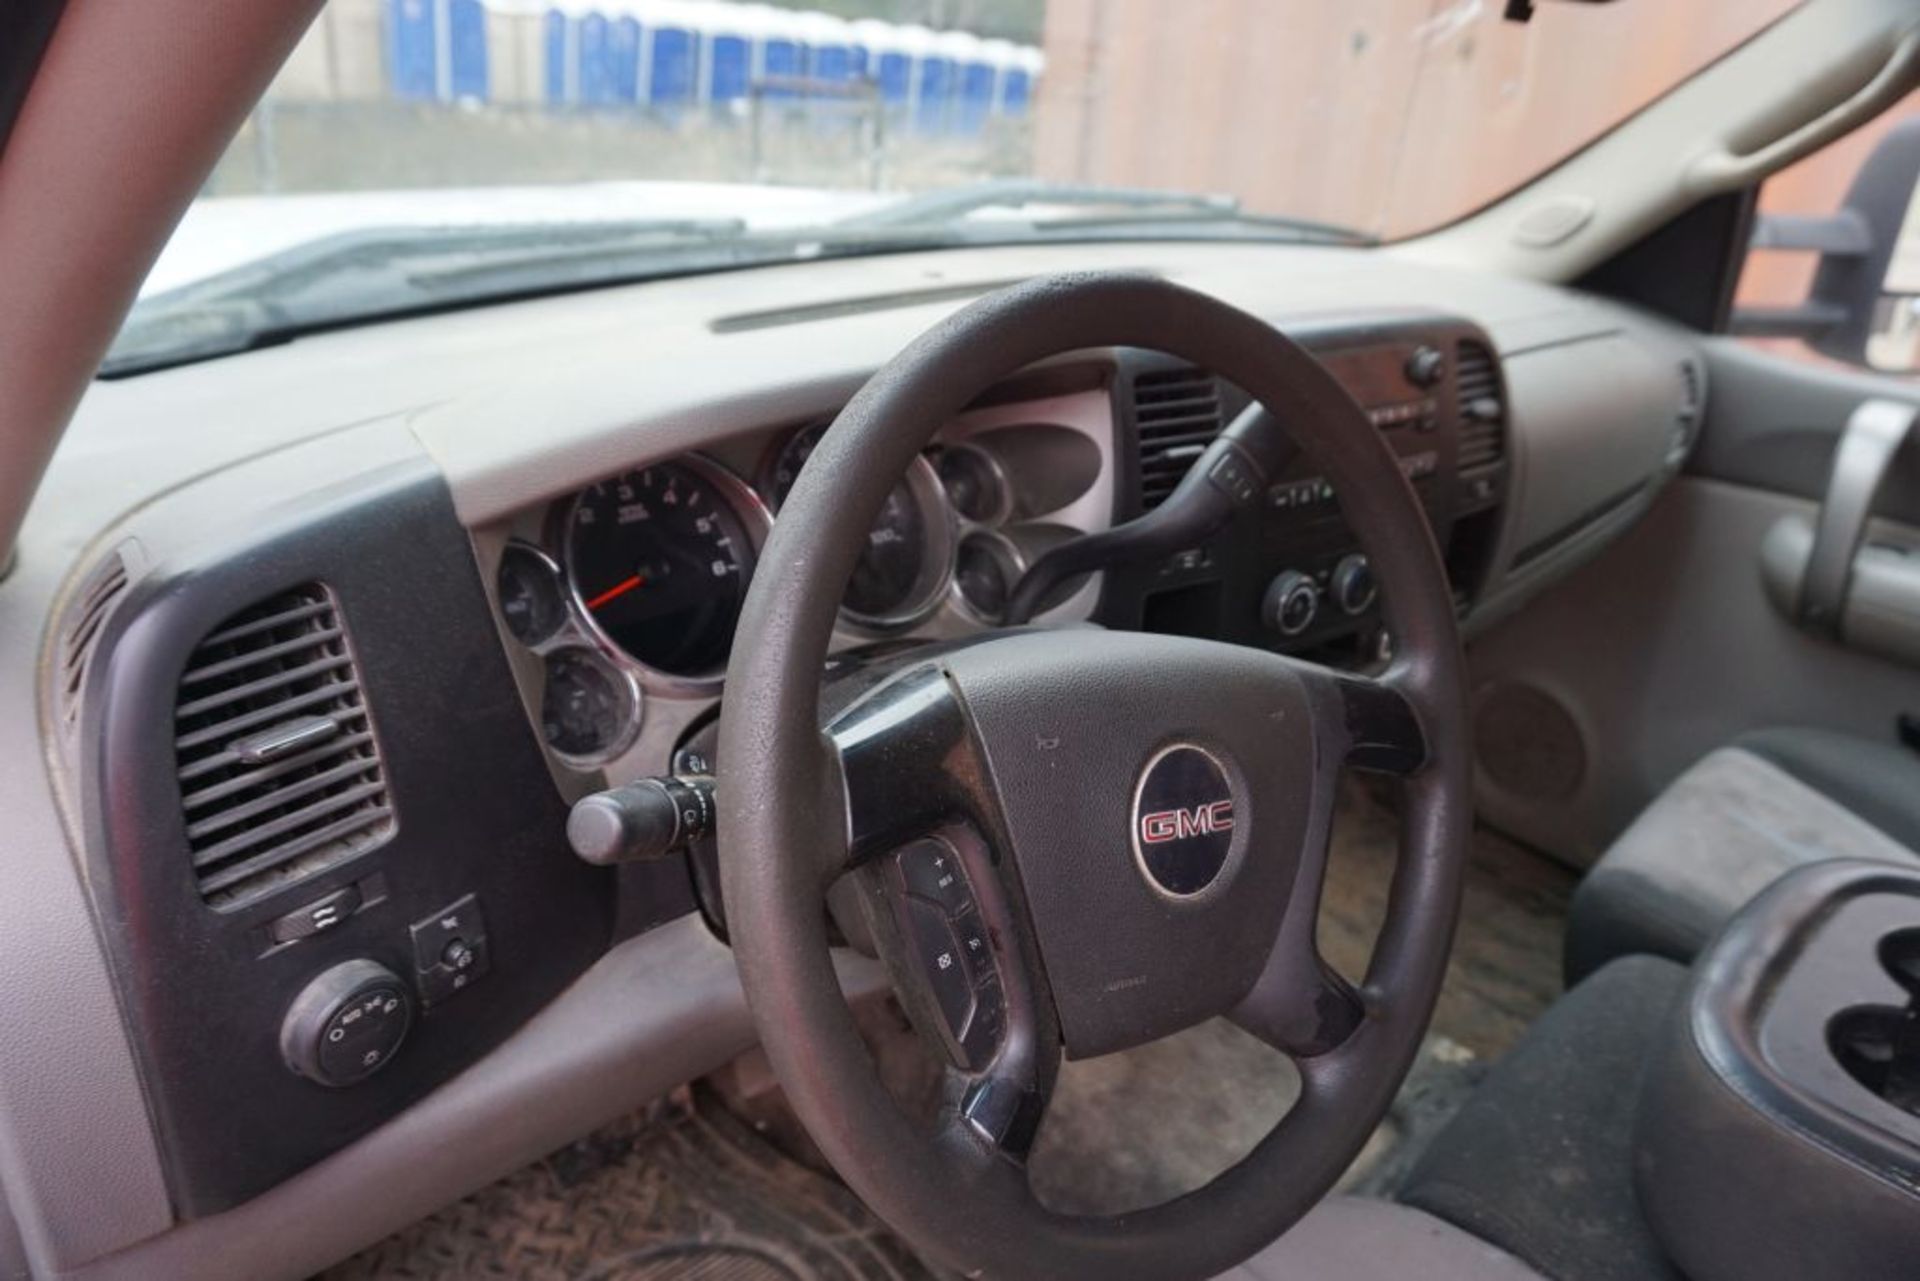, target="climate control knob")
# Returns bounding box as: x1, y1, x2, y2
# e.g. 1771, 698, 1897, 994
1331, 553, 1378, 615
1262, 571, 1320, 638
280, 959, 413, 1088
